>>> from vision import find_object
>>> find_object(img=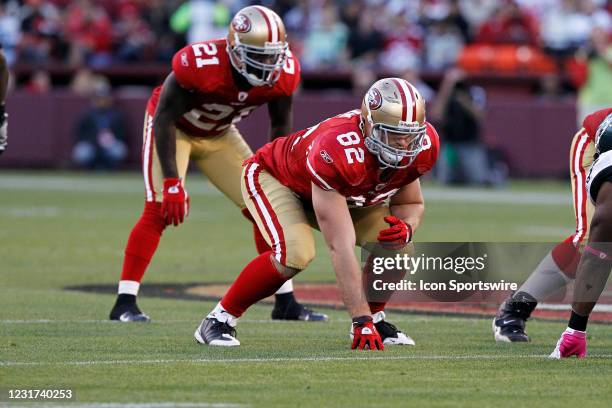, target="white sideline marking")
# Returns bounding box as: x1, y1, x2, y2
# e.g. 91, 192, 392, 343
0, 175, 219, 196
423, 188, 571, 206
8, 403, 244, 408
0, 175, 571, 205
517, 226, 574, 237
3, 354, 612, 367
539, 303, 612, 312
